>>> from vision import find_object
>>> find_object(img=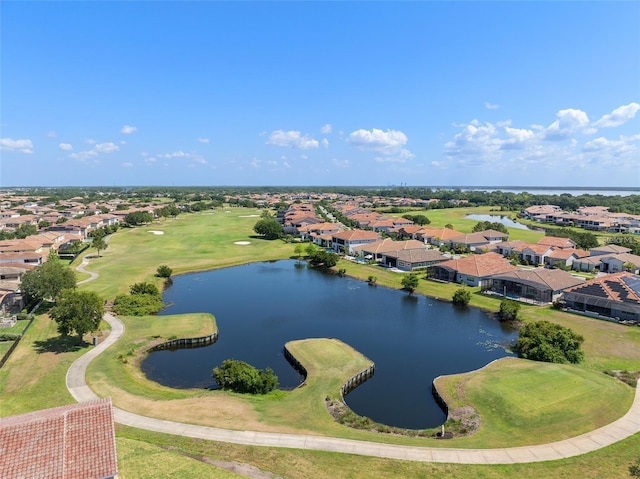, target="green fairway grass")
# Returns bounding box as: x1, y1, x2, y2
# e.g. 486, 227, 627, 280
435, 357, 634, 448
